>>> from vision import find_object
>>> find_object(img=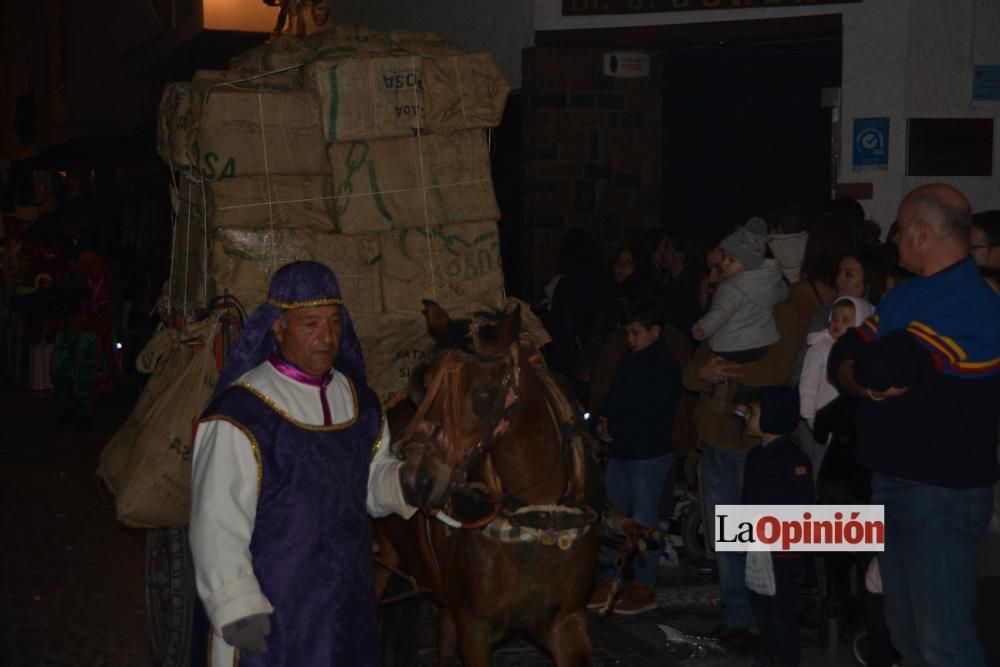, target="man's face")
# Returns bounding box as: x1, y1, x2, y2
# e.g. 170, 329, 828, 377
272, 305, 342, 376
971, 225, 1000, 269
